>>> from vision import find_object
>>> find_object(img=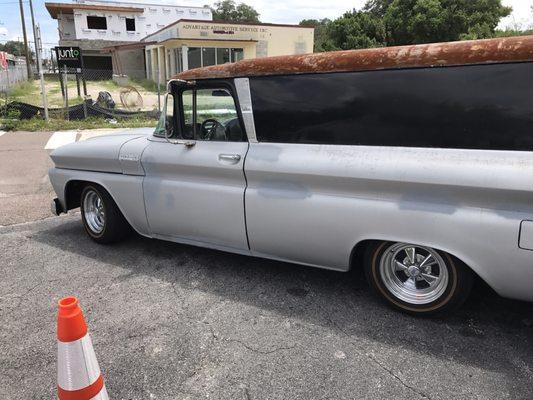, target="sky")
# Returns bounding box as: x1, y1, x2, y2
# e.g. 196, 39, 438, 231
0, 0, 531, 53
